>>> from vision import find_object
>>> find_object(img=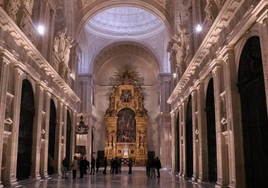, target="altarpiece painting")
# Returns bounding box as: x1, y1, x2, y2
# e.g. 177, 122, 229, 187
105, 63, 148, 165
